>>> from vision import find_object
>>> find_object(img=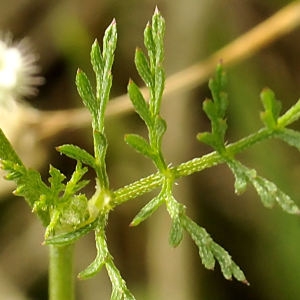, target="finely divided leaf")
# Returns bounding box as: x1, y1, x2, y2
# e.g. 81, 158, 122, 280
130, 194, 164, 226
78, 229, 109, 279
197, 65, 228, 152
166, 196, 185, 247
227, 159, 300, 214
48, 165, 65, 197
45, 219, 98, 246
0, 129, 23, 165
144, 23, 155, 68
153, 66, 165, 114
135, 48, 153, 87
274, 128, 300, 150
124, 134, 153, 159
57, 144, 96, 168
127, 80, 152, 127
1, 160, 51, 225
76, 69, 97, 115
226, 159, 256, 195
252, 176, 300, 214
277, 98, 300, 128
169, 218, 183, 247
260, 88, 281, 129
183, 216, 248, 284
63, 162, 89, 198
102, 19, 117, 69
153, 116, 167, 149
91, 39, 104, 79
183, 216, 215, 270
152, 8, 165, 64
211, 243, 248, 283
